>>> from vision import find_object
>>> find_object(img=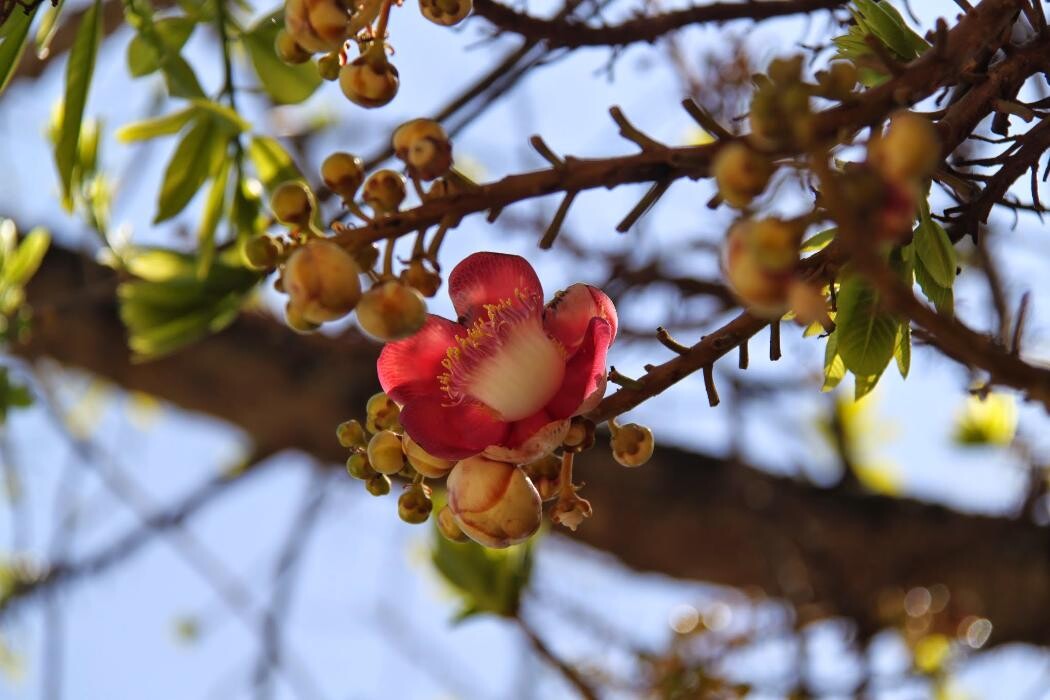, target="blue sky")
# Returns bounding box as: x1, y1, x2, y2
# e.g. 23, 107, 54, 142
0, 0, 1049, 697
